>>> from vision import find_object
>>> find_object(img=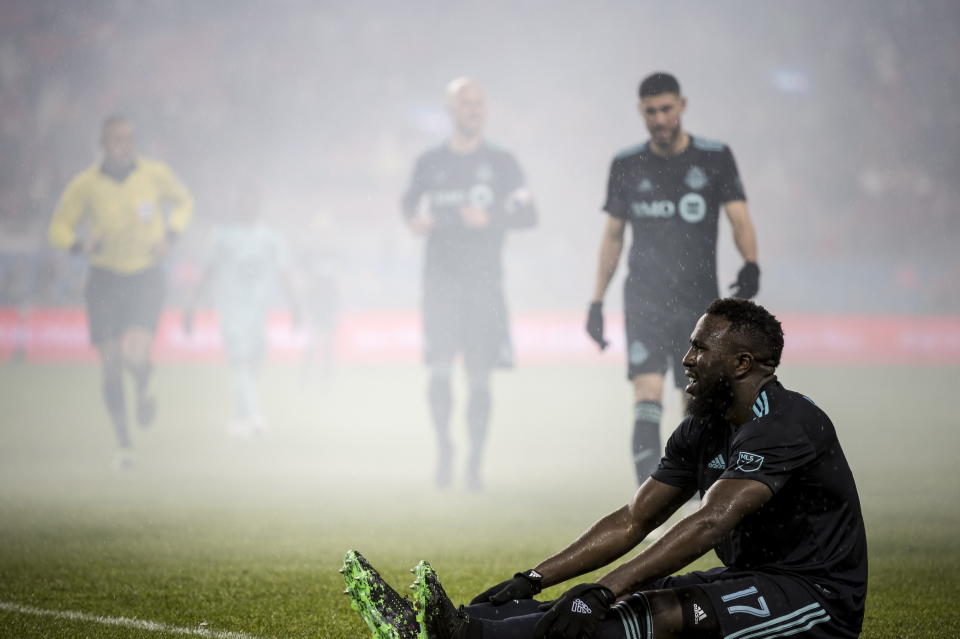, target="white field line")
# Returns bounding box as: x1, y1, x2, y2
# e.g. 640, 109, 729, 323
0, 601, 272, 639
